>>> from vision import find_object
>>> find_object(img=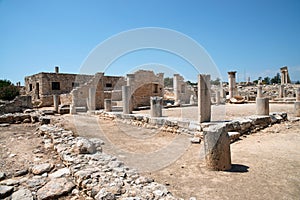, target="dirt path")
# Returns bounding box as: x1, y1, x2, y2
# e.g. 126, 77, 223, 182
60, 111, 300, 200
